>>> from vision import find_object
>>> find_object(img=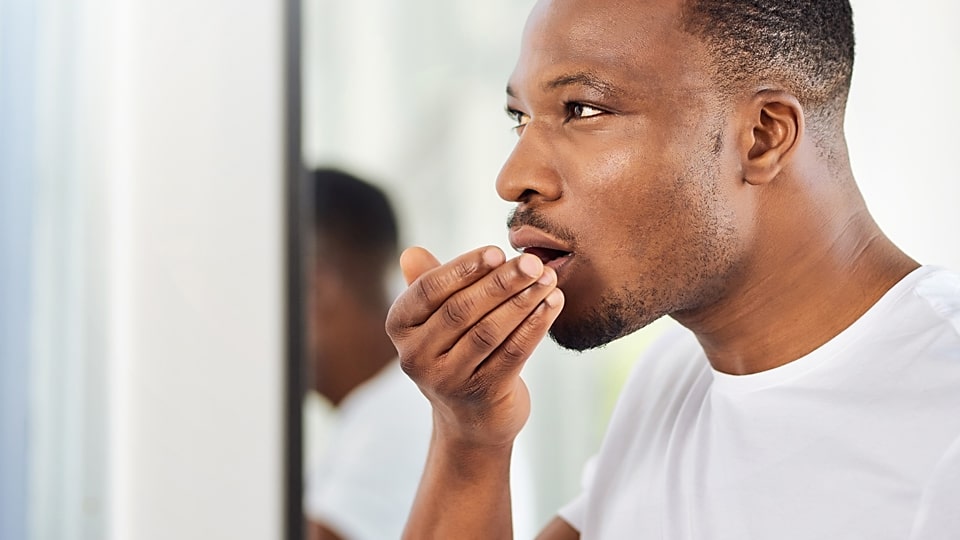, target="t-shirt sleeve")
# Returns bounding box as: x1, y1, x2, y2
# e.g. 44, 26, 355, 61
304, 363, 432, 540
556, 454, 599, 532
